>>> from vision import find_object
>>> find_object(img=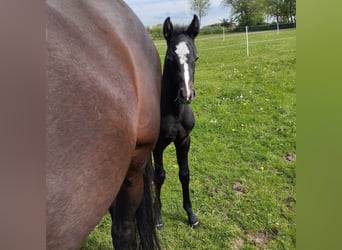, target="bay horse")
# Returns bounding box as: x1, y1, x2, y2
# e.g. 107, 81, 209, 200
47, 0, 161, 249
153, 15, 200, 229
